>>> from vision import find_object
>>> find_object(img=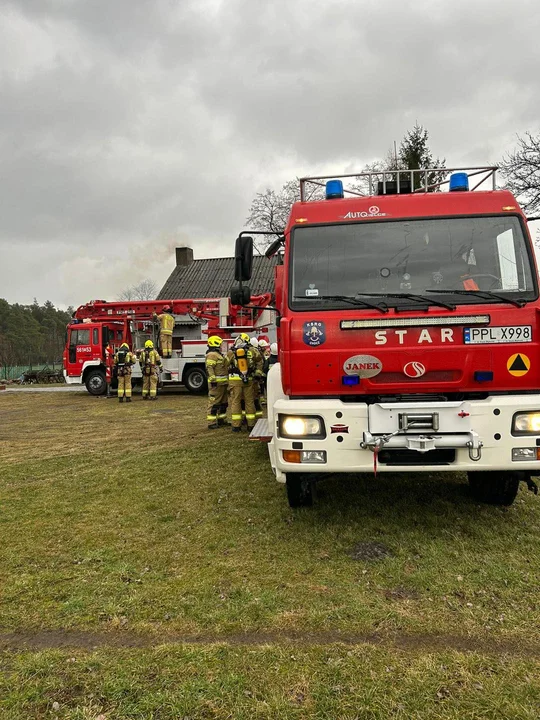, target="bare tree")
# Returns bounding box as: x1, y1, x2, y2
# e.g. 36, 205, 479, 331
500, 131, 540, 215
118, 278, 158, 301
245, 179, 325, 251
